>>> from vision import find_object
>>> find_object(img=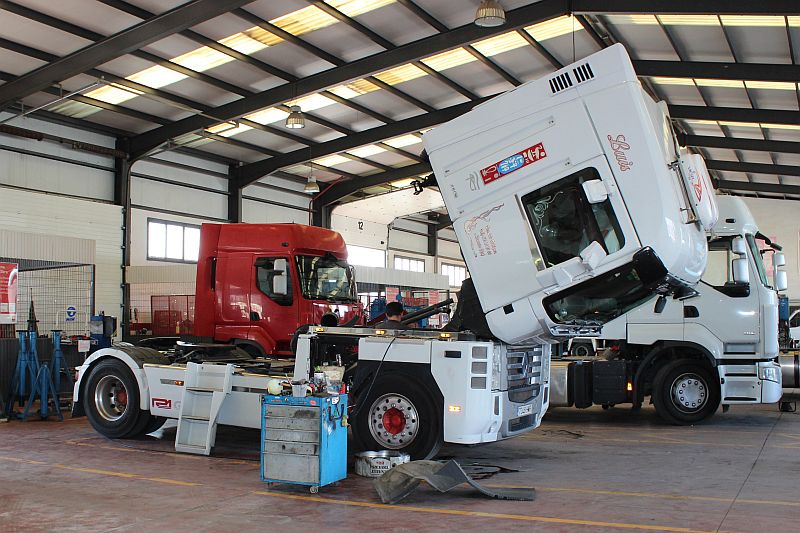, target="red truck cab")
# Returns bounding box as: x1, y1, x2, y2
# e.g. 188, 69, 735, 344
194, 223, 363, 356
